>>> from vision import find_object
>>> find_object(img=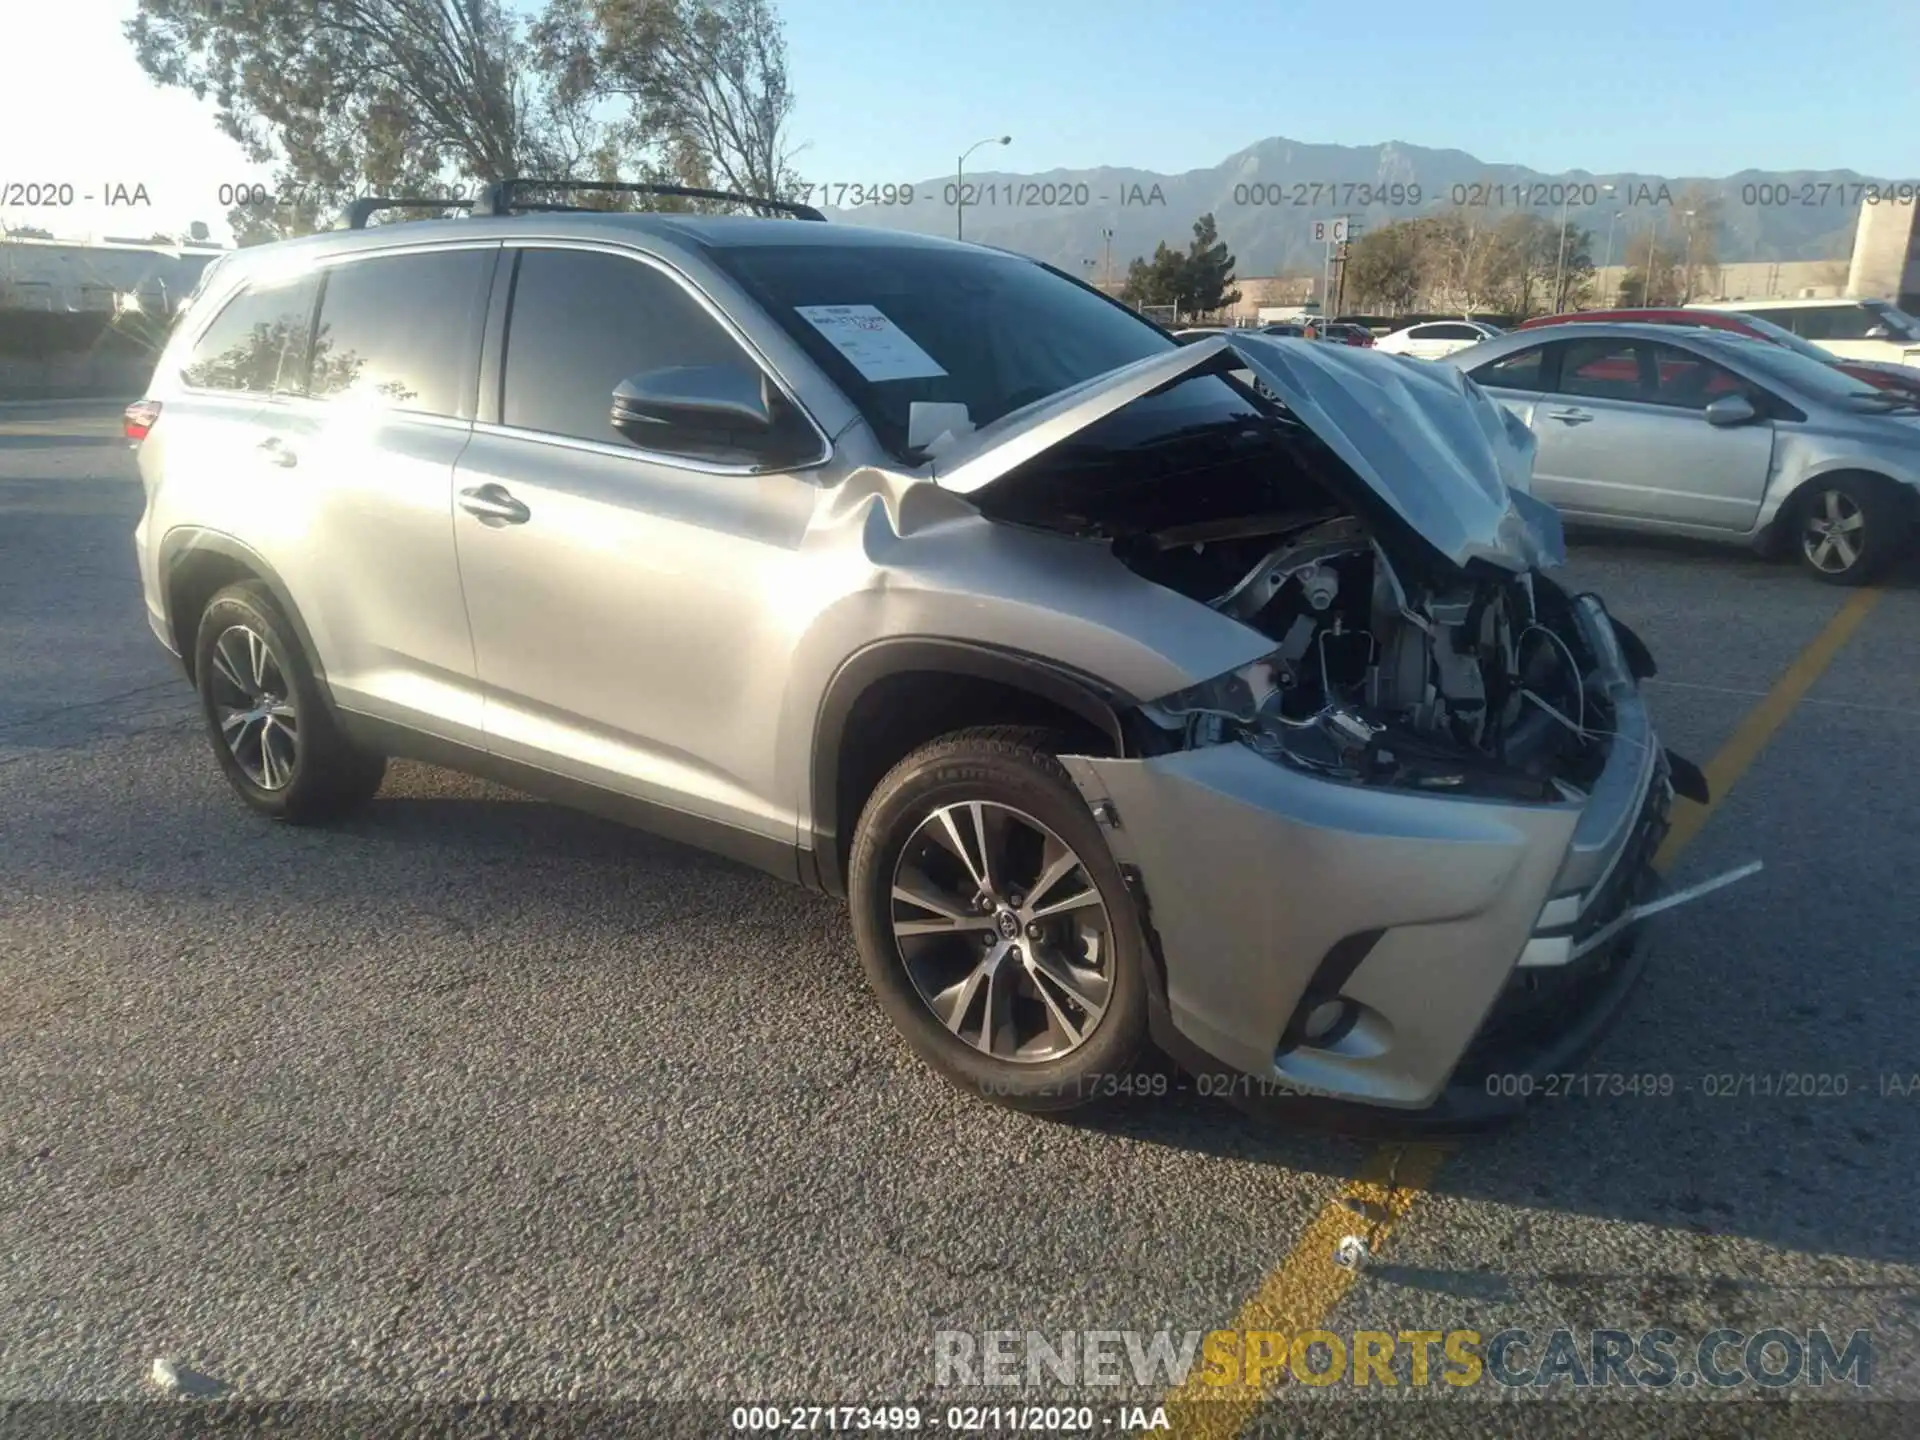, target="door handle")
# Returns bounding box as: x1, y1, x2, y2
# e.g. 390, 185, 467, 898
1545, 408, 1594, 425
257, 437, 299, 468
458, 484, 531, 525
